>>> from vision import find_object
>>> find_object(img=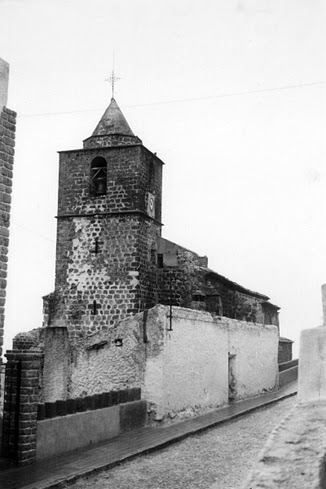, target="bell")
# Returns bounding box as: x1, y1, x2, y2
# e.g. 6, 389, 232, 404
97, 181, 105, 194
